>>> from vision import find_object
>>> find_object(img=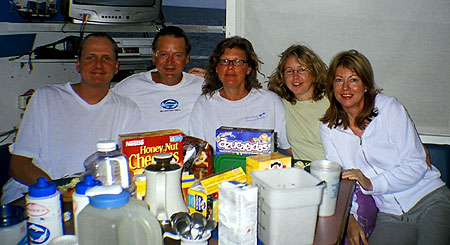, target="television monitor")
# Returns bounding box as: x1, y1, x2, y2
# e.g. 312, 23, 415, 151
62, 0, 162, 24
